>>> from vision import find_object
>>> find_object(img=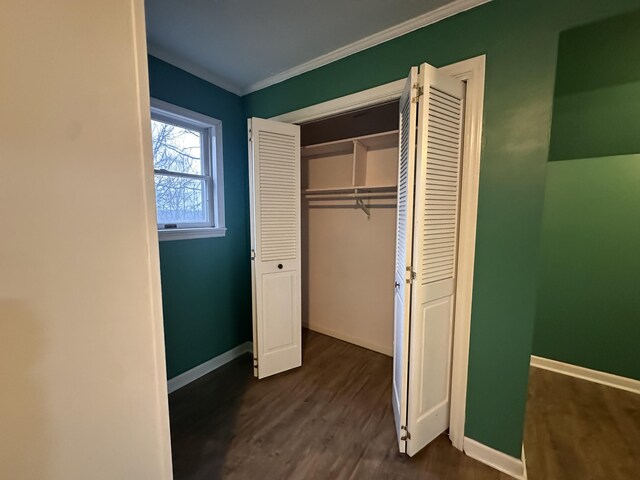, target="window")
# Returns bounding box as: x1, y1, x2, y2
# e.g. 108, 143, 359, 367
150, 99, 225, 240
